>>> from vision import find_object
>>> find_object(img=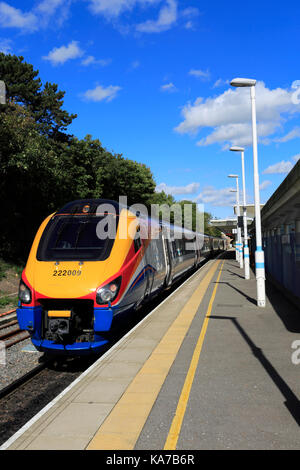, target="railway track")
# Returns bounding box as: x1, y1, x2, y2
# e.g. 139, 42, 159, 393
0, 309, 17, 317
0, 309, 17, 327
0, 327, 30, 348
0, 357, 89, 446
0, 309, 94, 445
0, 310, 30, 348
0, 319, 18, 330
